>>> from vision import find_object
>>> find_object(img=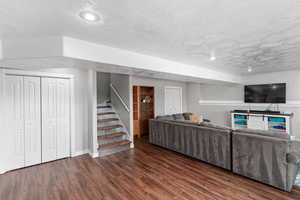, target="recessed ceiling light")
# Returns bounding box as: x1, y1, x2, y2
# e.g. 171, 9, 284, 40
210, 51, 216, 61
248, 66, 252, 72
79, 10, 103, 23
